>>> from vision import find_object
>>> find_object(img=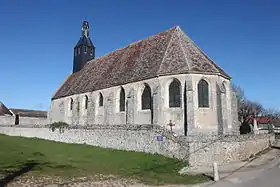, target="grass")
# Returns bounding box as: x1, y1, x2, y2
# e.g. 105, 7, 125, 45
0, 134, 208, 185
